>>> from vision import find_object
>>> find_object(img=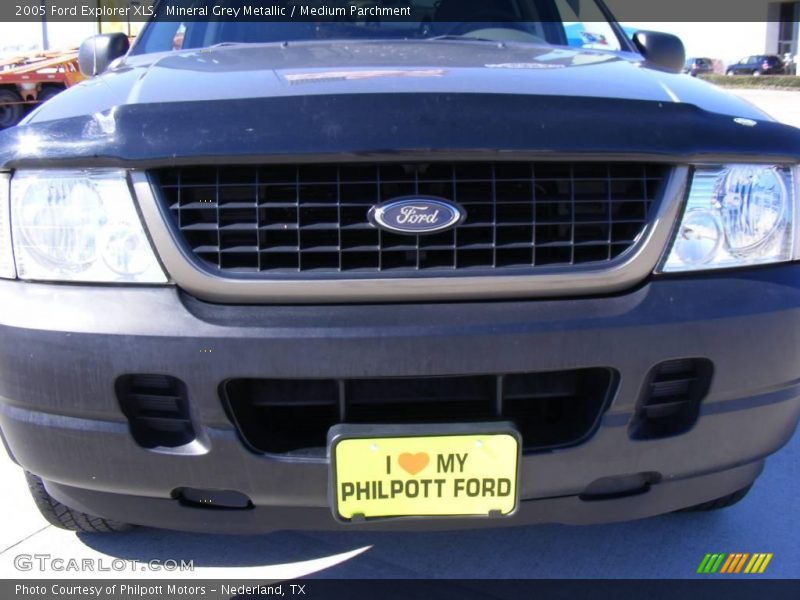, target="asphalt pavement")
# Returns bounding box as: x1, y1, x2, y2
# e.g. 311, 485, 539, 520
0, 87, 798, 580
